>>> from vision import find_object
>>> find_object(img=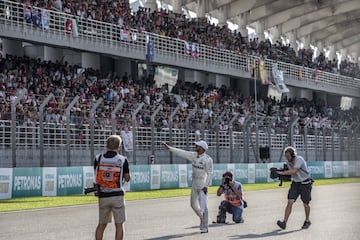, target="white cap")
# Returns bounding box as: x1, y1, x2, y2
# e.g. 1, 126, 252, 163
195, 140, 208, 151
